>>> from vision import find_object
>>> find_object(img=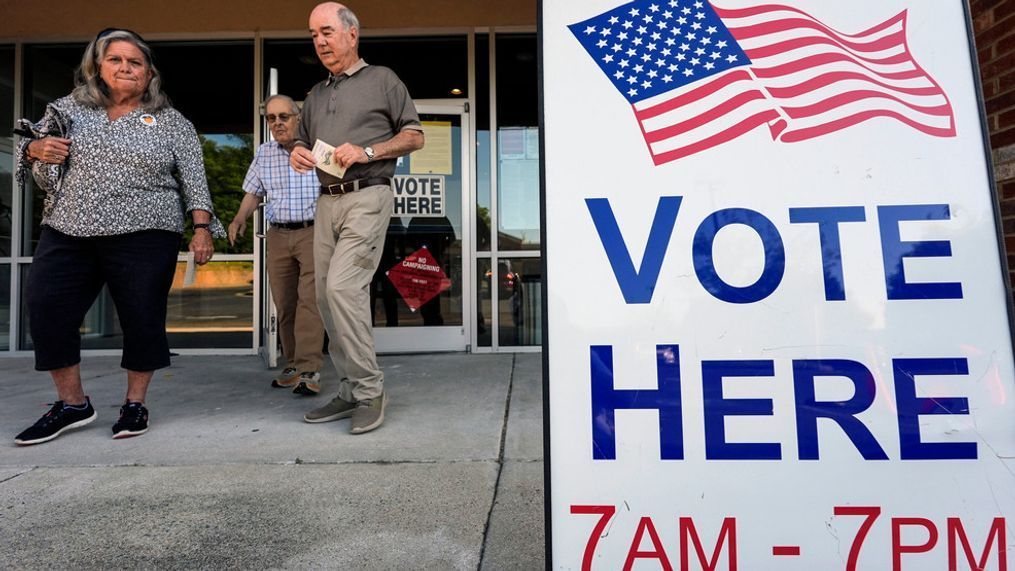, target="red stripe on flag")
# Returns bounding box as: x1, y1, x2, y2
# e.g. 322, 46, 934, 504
636, 69, 755, 120
642, 90, 771, 143
746, 46, 913, 68
781, 89, 952, 120
750, 52, 924, 81
744, 33, 908, 63
779, 108, 955, 142
715, 5, 905, 40
765, 71, 942, 99
768, 118, 788, 139
649, 109, 782, 164
729, 18, 902, 51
